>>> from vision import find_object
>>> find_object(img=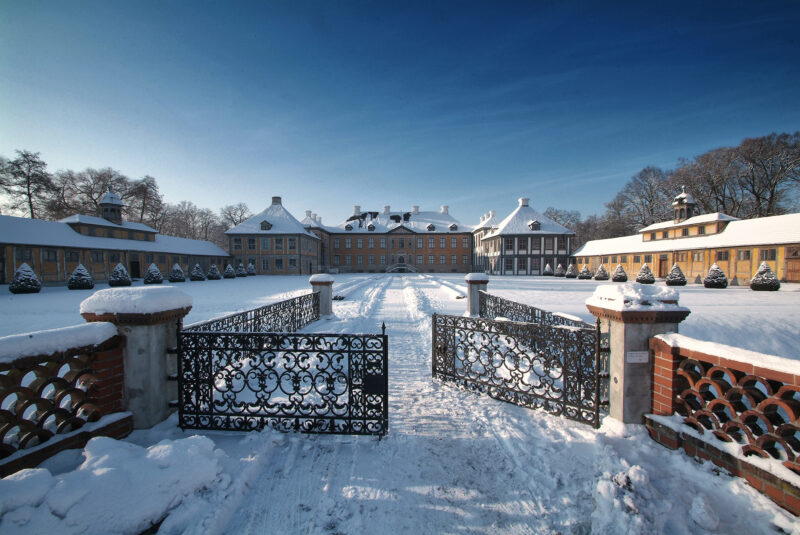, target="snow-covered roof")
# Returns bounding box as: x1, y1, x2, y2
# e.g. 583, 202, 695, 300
671, 186, 696, 206
225, 197, 319, 239
330, 205, 472, 234
474, 210, 499, 232
574, 212, 800, 257
638, 212, 739, 233
0, 215, 229, 256
300, 211, 338, 233
483, 198, 574, 238
100, 189, 124, 206
59, 214, 158, 233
